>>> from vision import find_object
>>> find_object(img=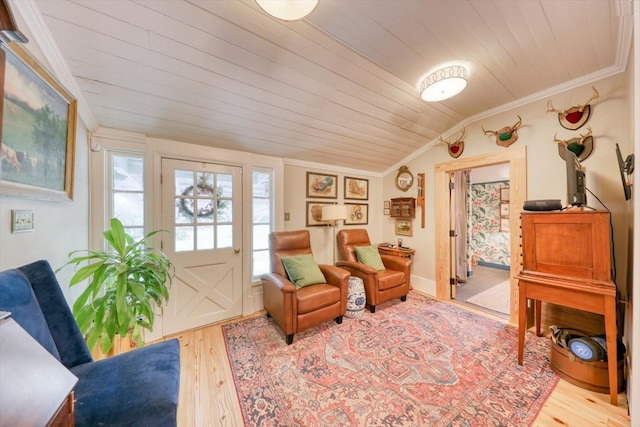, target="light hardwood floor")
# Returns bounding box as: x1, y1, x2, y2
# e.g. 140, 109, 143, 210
157, 304, 630, 427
